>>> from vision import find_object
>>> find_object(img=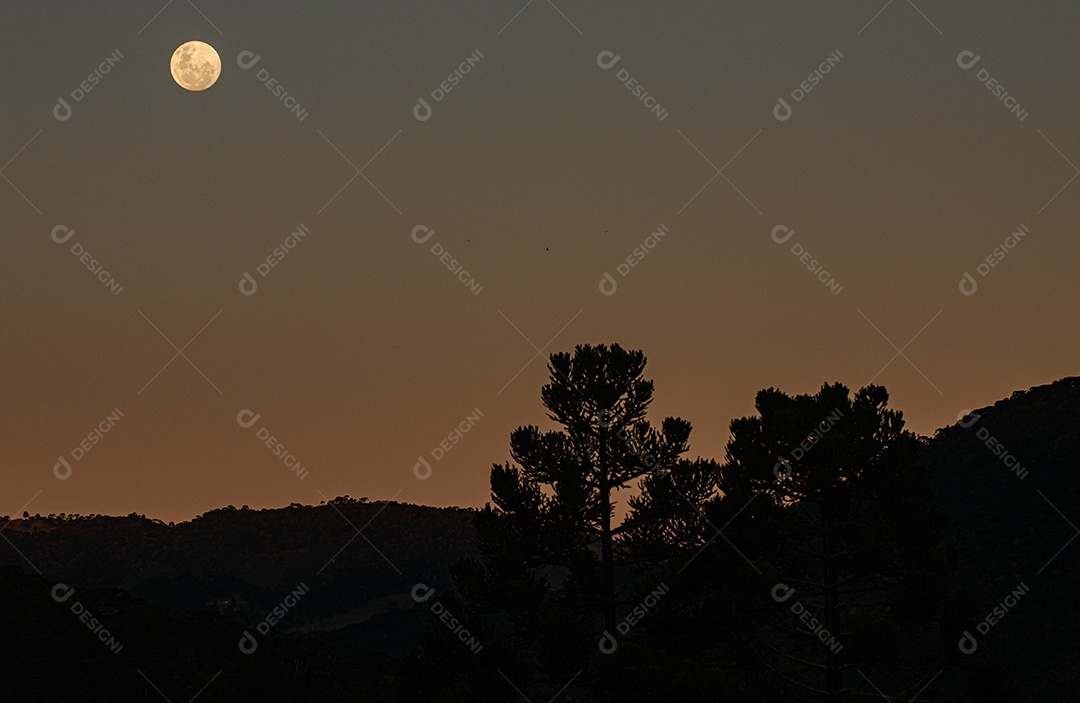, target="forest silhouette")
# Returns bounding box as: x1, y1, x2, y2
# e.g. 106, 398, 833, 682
4, 346, 1079, 701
